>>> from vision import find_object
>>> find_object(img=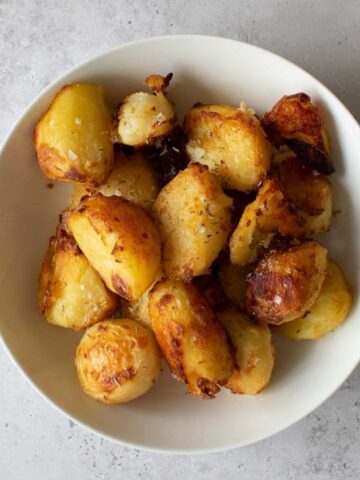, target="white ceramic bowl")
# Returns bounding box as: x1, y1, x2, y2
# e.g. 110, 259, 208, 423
0, 35, 359, 454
